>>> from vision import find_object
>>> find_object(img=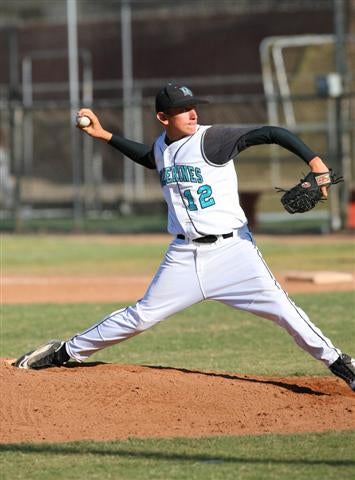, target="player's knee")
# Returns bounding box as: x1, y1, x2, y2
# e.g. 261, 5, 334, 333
133, 304, 162, 332
135, 315, 160, 332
